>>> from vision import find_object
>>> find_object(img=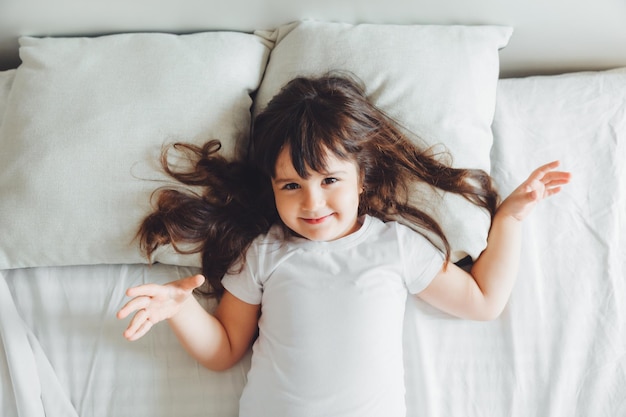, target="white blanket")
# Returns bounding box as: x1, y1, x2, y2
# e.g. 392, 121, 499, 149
1, 69, 625, 416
